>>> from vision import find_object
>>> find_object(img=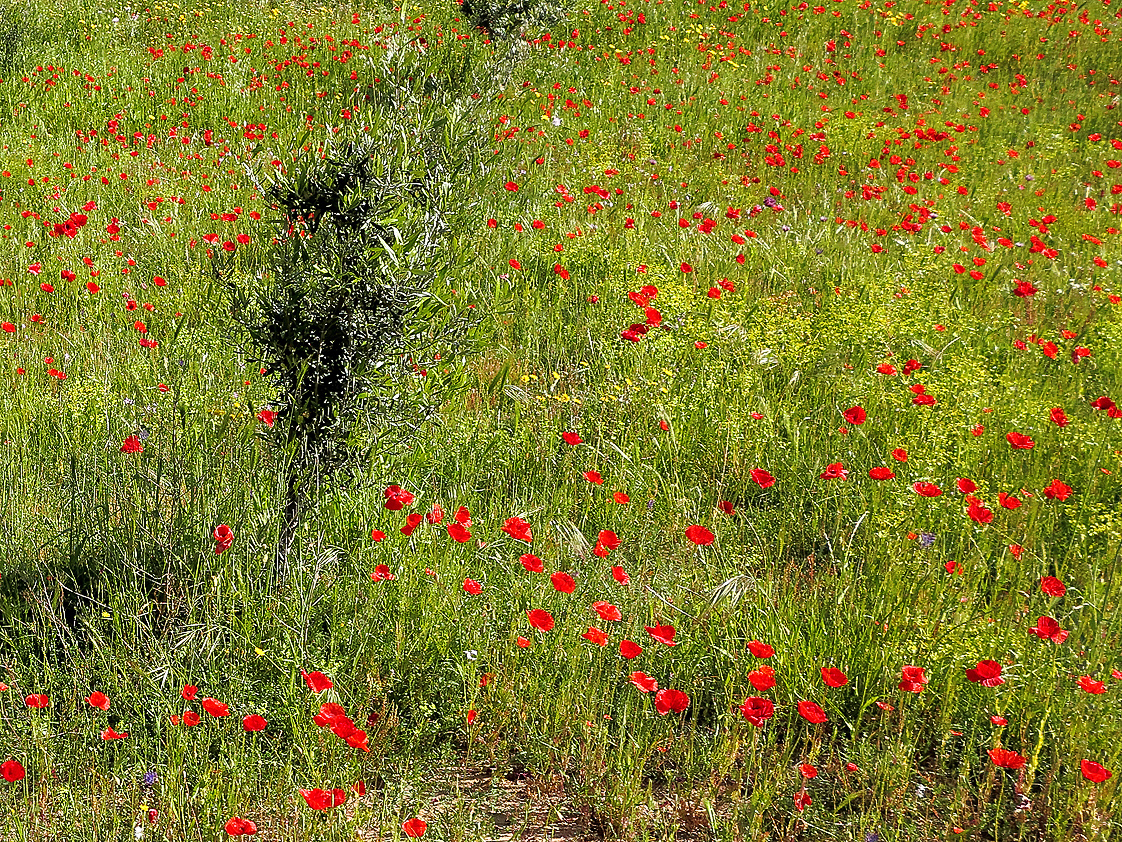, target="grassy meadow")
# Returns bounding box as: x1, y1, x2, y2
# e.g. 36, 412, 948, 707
1, 0, 1121, 837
